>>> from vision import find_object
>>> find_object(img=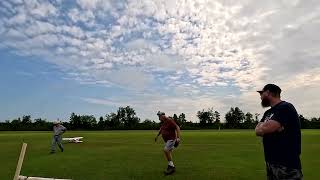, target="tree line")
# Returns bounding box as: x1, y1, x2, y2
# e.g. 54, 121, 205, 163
1, 106, 320, 131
